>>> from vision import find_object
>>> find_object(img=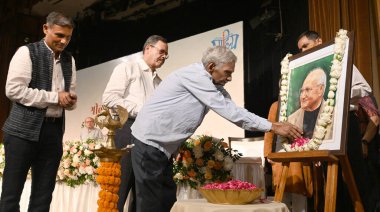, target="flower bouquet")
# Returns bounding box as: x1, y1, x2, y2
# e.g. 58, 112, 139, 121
56, 139, 101, 187
172, 135, 242, 189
